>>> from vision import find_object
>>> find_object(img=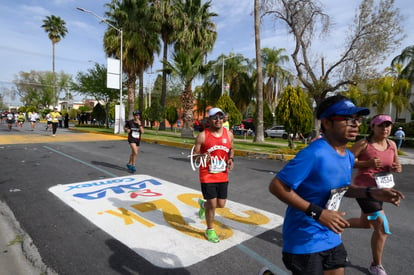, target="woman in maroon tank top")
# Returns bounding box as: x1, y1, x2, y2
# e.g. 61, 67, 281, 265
349, 114, 402, 275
